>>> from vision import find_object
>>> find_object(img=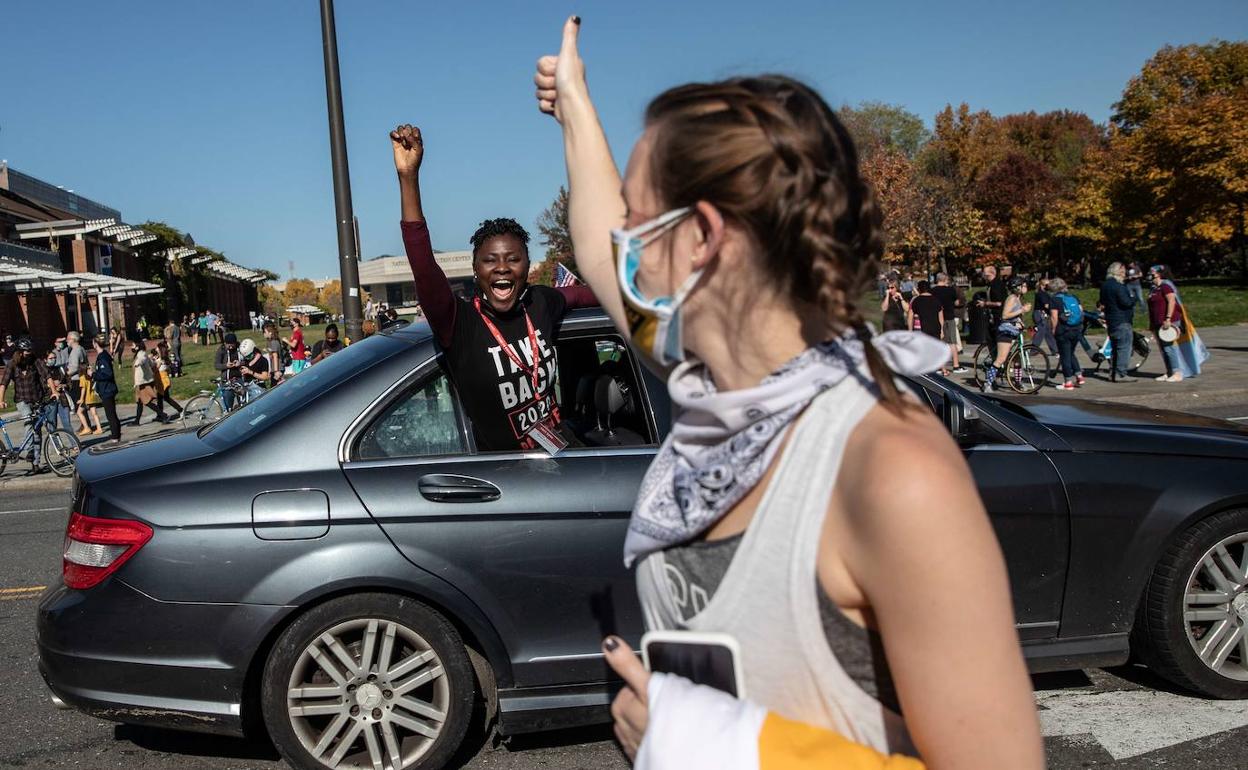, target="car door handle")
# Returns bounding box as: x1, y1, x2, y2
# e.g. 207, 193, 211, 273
417, 474, 501, 503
